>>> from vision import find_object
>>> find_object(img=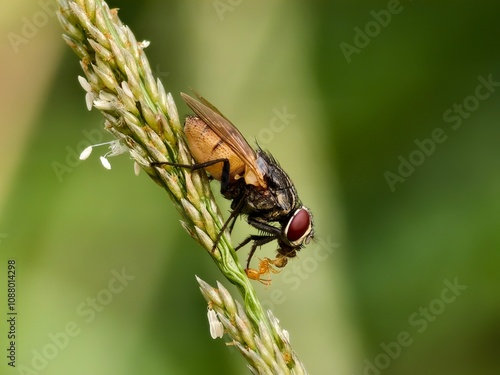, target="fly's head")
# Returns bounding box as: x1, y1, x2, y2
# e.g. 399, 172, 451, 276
276, 206, 314, 263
